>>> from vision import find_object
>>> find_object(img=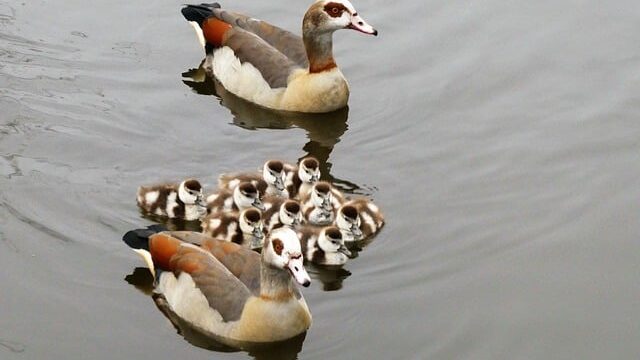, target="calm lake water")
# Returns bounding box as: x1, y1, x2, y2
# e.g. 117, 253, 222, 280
1, 0, 639, 358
